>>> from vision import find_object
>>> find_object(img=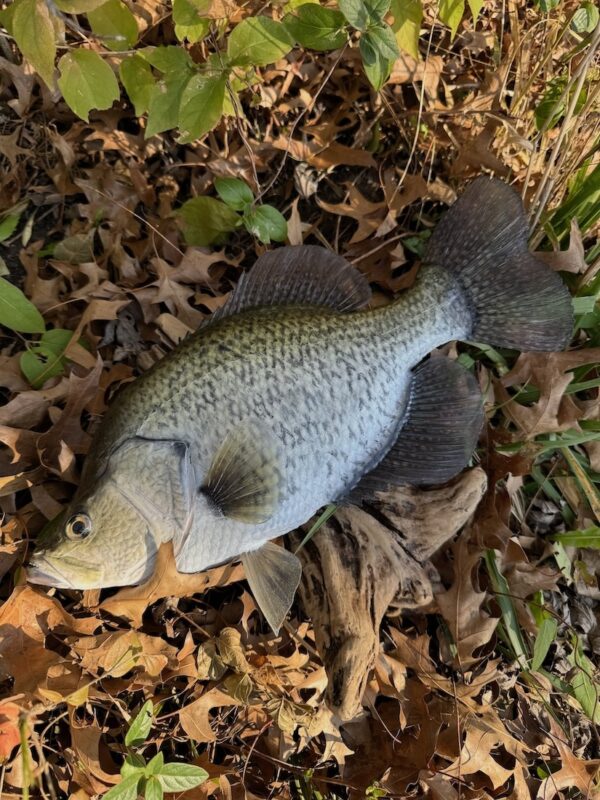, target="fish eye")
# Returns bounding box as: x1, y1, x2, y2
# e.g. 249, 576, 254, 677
66, 513, 92, 540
